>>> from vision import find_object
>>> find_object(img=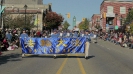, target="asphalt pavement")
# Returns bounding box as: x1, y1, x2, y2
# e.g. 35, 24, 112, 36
0, 39, 133, 74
